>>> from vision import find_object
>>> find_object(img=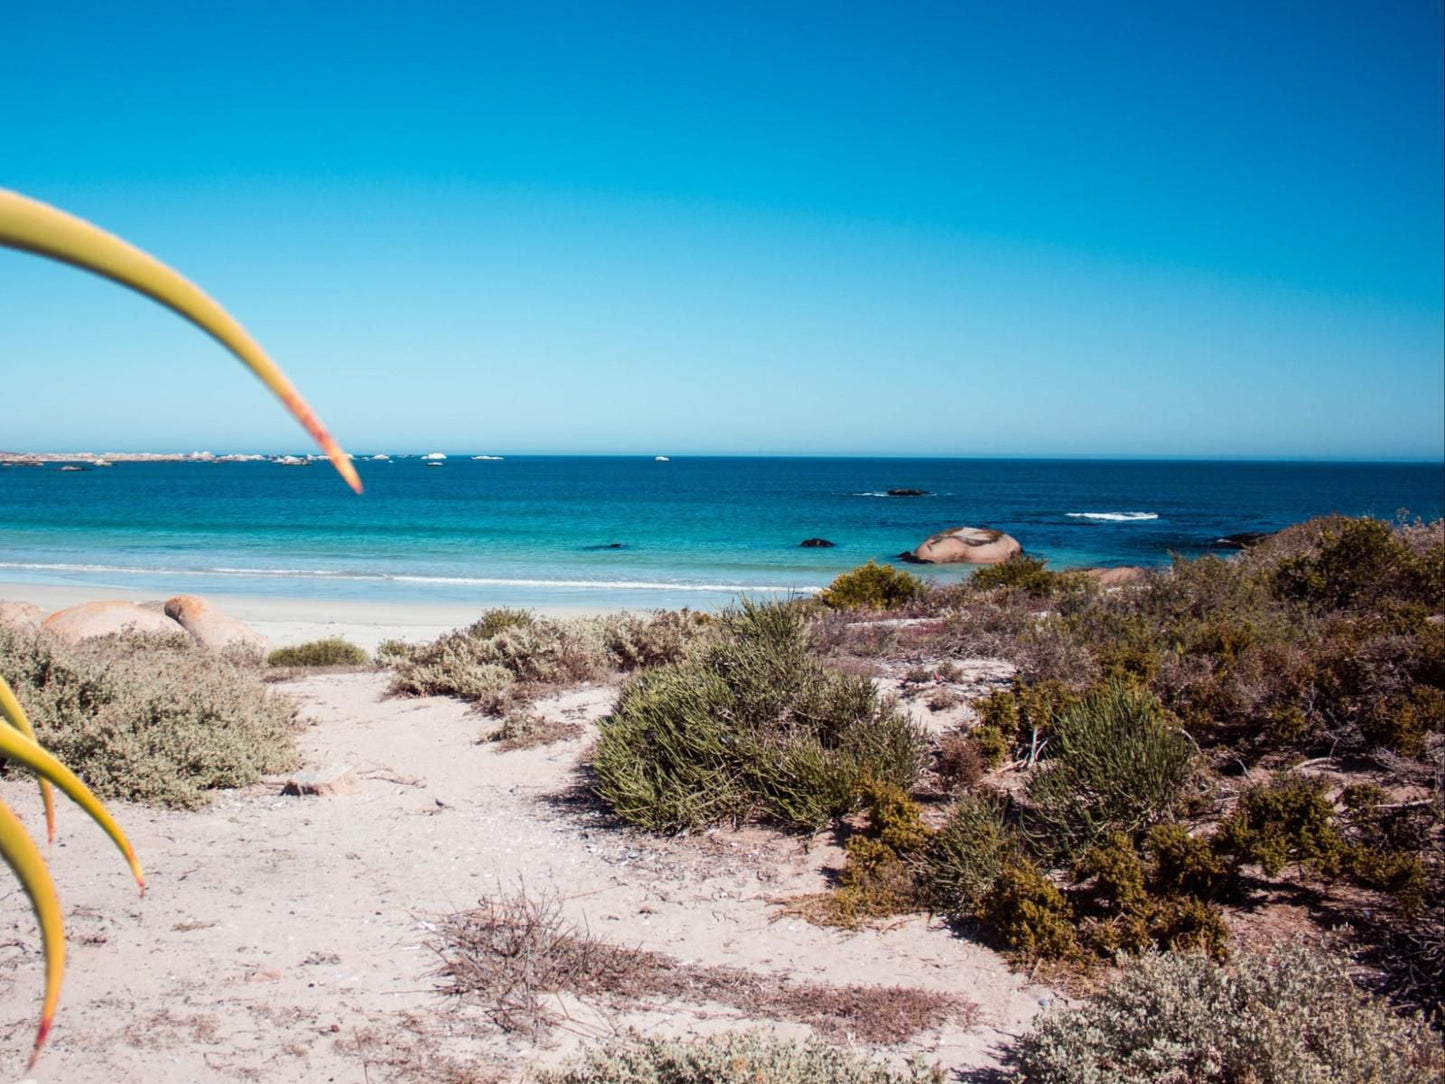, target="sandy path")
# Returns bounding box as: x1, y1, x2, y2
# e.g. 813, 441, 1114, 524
0, 672, 1047, 1082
